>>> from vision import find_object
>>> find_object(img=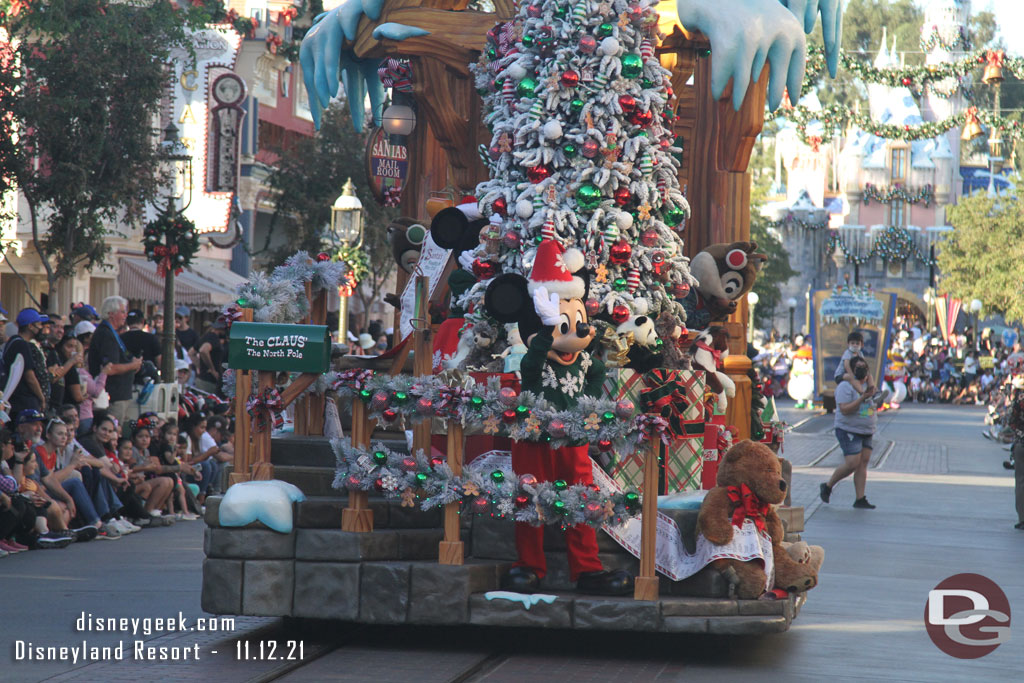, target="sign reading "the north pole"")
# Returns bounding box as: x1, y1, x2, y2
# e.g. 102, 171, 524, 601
228, 322, 330, 373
